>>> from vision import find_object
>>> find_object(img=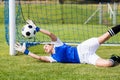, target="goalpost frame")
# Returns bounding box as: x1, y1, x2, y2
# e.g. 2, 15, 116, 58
84, 2, 117, 25
5, 0, 120, 54
9, 0, 16, 55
